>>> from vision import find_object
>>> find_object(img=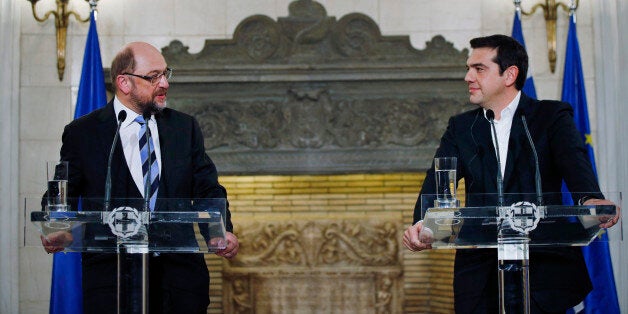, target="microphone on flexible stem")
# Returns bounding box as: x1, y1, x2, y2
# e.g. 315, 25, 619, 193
142, 112, 153, 212
486, 109, 505, 206
521, 115, 543, 206
104, 110, 127, 211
